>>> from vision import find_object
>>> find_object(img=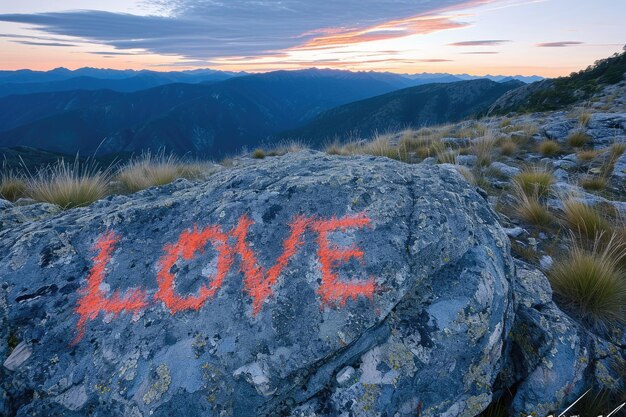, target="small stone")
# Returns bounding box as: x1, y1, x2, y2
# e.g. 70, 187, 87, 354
335, 366, 355, 386
527, 238, 537, 247
539, 256, 553, 270
3, 341, 32, 371
504, 227, 525, 238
